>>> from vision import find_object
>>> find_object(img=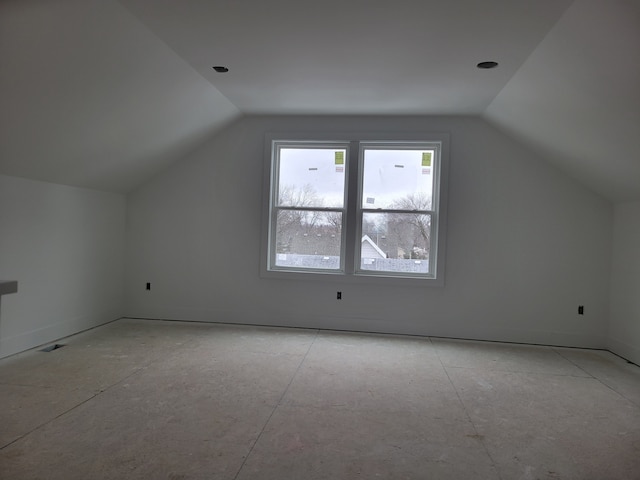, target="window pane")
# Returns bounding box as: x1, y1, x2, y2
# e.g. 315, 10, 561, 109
360, 212, 431, 274
275, 210, 342, 270
278, 147, 346, 208
362, 148, 434, 210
